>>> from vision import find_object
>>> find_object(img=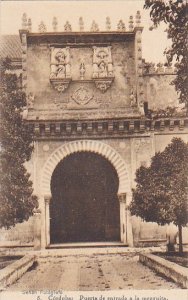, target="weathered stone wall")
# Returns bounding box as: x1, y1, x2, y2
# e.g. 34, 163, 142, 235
2, 29, 188, 247
131, 131, 188, 245
154, 133, 188, 152
143, 74, 179, 110
1, 130, 187, 246
27, 41, 136, 115
0, 217, 34, 246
